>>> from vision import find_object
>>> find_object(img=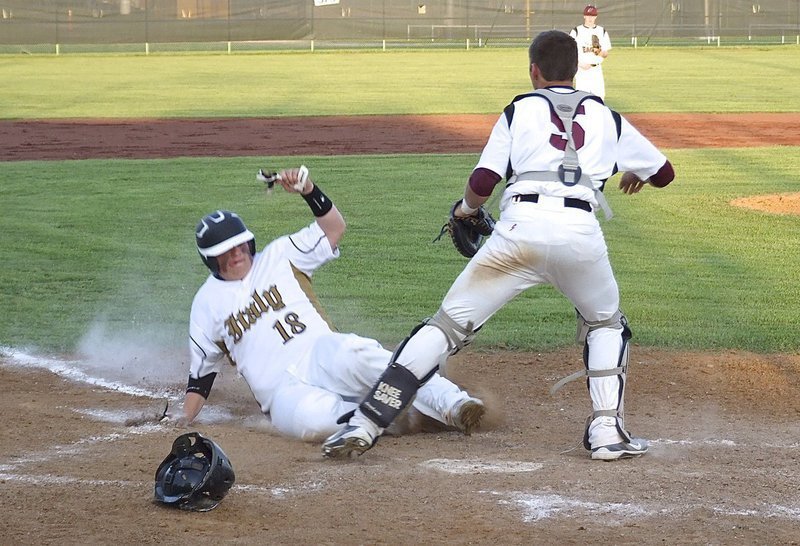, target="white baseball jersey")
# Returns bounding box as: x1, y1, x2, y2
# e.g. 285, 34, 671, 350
189, 221, 474, 440
570, 24, 612, 98
189, 221, 338, 412
570, 24, 611, 66
394, 86, 670, 449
